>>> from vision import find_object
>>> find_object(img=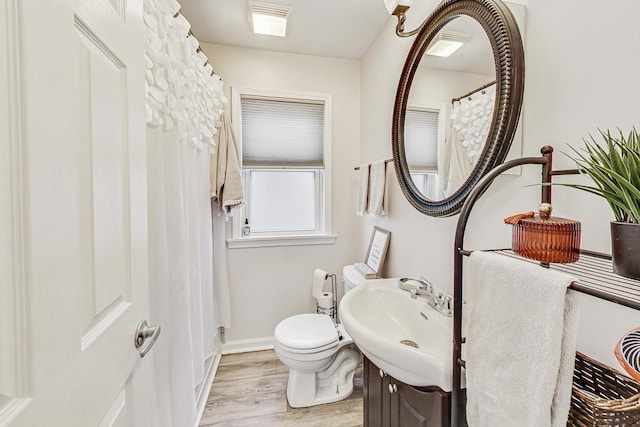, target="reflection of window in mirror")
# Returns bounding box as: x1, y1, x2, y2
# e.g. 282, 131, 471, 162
405, 102, 445, 200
